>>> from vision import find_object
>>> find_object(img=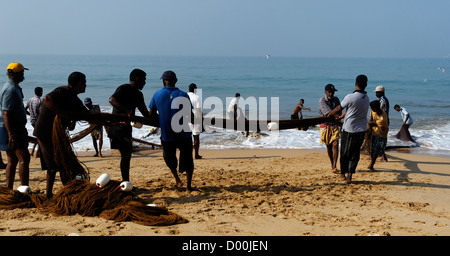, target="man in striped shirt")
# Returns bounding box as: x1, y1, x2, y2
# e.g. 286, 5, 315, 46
25, 87, 43, 127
